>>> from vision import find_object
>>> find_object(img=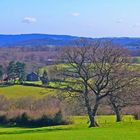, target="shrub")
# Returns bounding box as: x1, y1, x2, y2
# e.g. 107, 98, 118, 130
0, 111, 70, 127
0, 115, 7, 124
34, 115, 53, 127
133, 112, 140, 120
11, 112, 30, 126
53, 110, 63, 124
